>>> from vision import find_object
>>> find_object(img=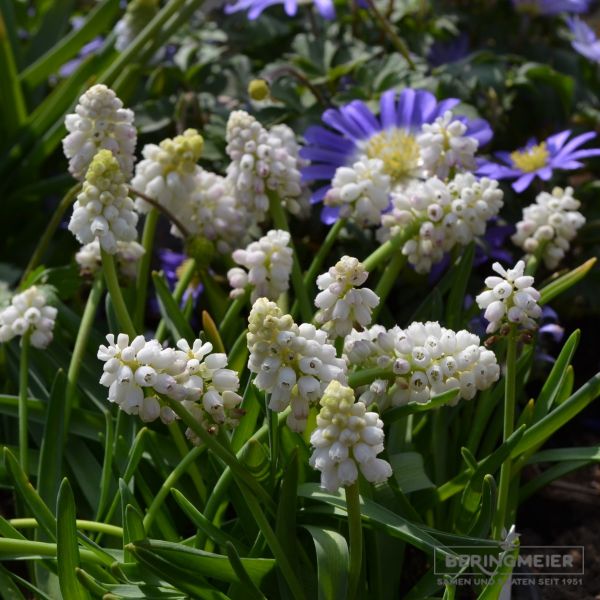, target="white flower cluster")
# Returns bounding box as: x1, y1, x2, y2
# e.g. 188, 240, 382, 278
378, 173, 504, 273
314, 256, 379, 338
476, 261, 542, 334
68, 150, 139, 253
417, 112, 479, 179
132, 129, 204, 230
0, 286, 57, 349
512, 187, 585, 269
75, 239, 145, 279
187, 170, 255, 254
247, 298, 347, 432
225, 111, 307, 221
324, 158, 390, 227
98, 334, 243, 437
309, 381, 392, 492
63, 84, 136, 180
228, 230, 293, 302
115, 0, 160, 52
344, 321, 500, 410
